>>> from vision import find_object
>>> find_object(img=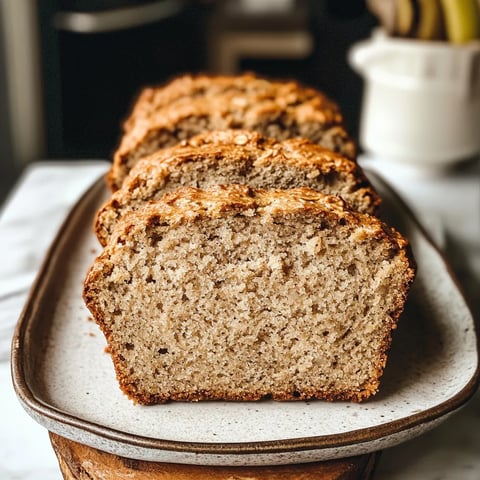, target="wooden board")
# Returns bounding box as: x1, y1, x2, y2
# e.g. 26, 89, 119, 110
49, 432, 379, 480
